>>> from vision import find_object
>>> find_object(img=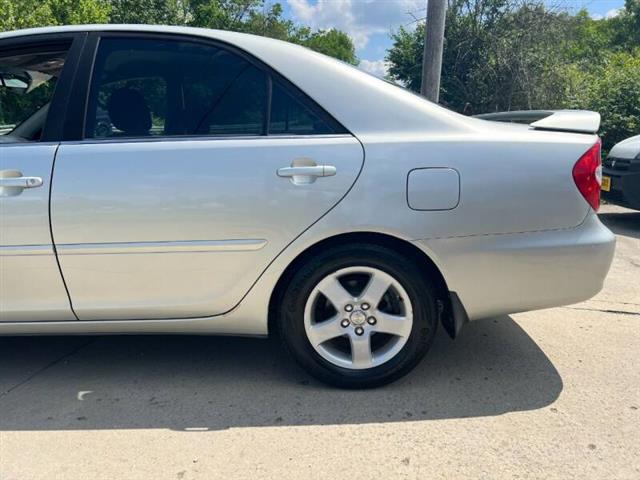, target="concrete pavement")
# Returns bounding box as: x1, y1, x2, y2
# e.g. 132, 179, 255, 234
0, 205, 638, 479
